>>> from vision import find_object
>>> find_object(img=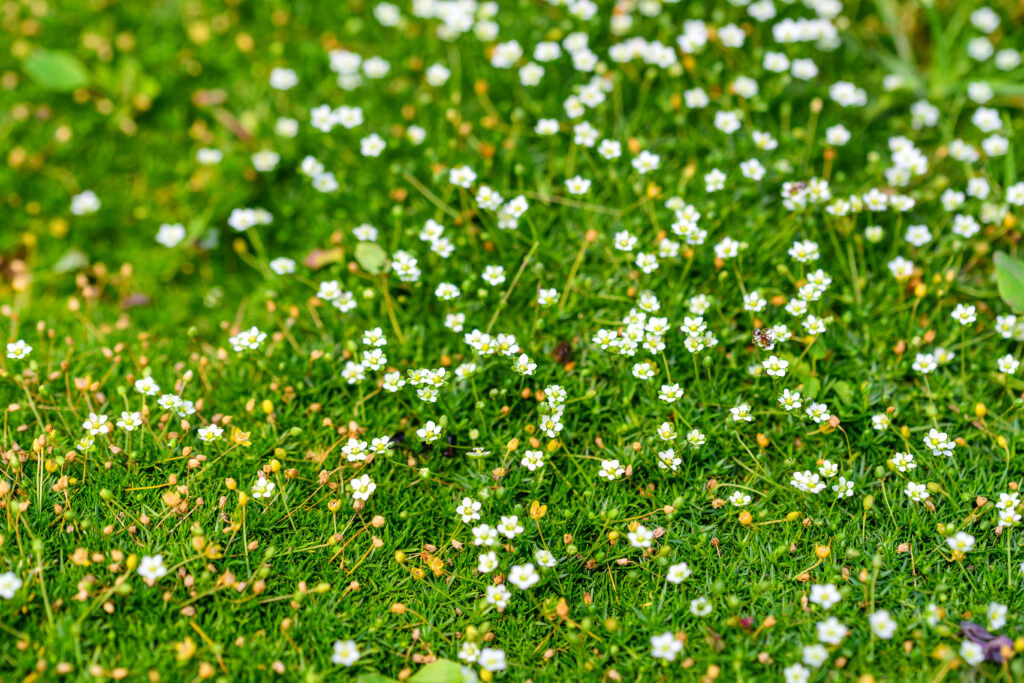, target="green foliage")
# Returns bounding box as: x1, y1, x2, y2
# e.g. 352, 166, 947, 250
994, 251, 1024, 312
2, 1, 1024, 682
22, 49, 90, 91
